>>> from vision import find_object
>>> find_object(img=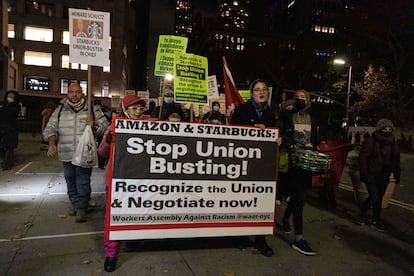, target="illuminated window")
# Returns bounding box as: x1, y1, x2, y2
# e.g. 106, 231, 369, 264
24, 51, 52, 67
314, 25, 321, 32
329, 27, 335, 33
103, 61, 110, 72
102, 81, 109, 97
62, 31, 70, 44
61, 55, 70, 68
24, 26, 53, 42
322, 26, 328, 33
8, 24, 15, 38
24, 75, 50, 91
10, 49, 15, 61
71, 63, 79, 70
80, 64, 88, 70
